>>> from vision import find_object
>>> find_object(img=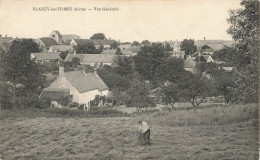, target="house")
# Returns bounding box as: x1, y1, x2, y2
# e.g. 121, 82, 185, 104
184, 56, 197, 72
195, 40, 235, 52
170, 51, 185, 59
202, 55, 214, 63
40, 67, 109, 109
70, 39, 116, 50
119, 42, 132, 50
62, 34, 80, 44
31, 52, 62, 63
64, 53, 118, 67
48, 45, 74, 53
49, 30, 81, 45
35, 37, 59, 52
